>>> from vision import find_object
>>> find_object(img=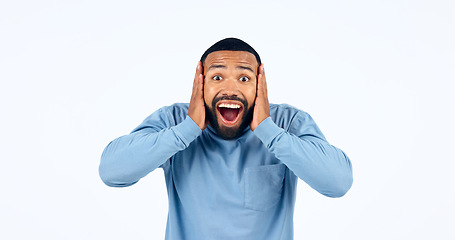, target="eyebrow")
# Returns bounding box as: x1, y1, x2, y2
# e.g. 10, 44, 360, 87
207, 64, 255, 73
236, 65, 255, 73
207, 64, 226, 71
